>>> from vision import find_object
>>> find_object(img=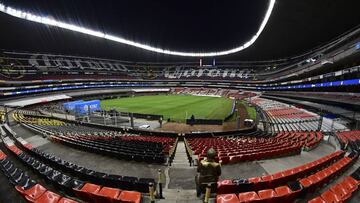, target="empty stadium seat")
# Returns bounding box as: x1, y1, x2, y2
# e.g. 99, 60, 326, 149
238, 191, 260, 202
94, 187, 121, 203
116, 190, 141, 203
216, 194, 240, 203
32, 191, 62, 203
308, 197, 326, 203
16, 184, 47, 202
217, 180, 238, 194
258, 189, 277, 203
73, 183, 101, 202
274, 186, 297, 202
57, 197, 79, 203
320, 190, 341, 203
